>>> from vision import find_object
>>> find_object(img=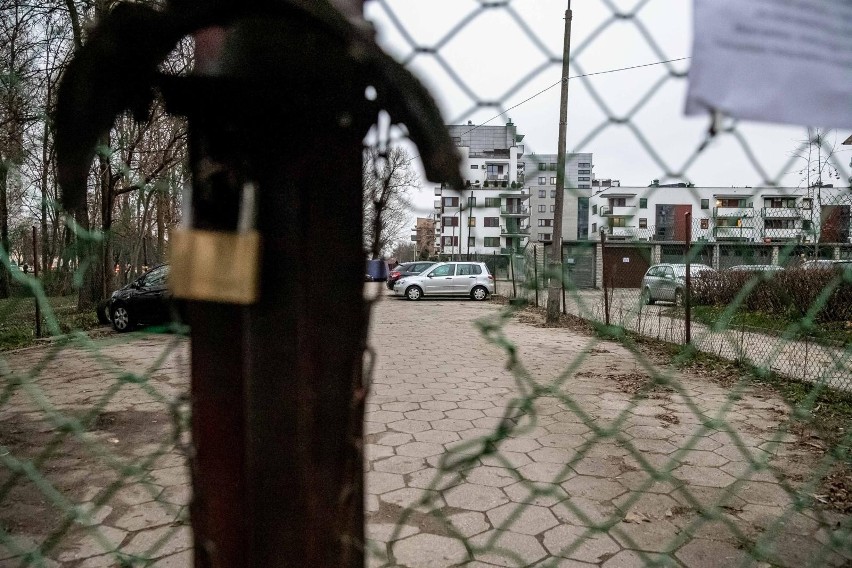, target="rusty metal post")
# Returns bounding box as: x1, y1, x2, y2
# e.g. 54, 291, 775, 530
510, 252, 517, 298
601, 228, 610, 326
534, 245, 539, 307
685, 211, 692, 344
561, 244, 567, 315
32, 226, 40, 338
